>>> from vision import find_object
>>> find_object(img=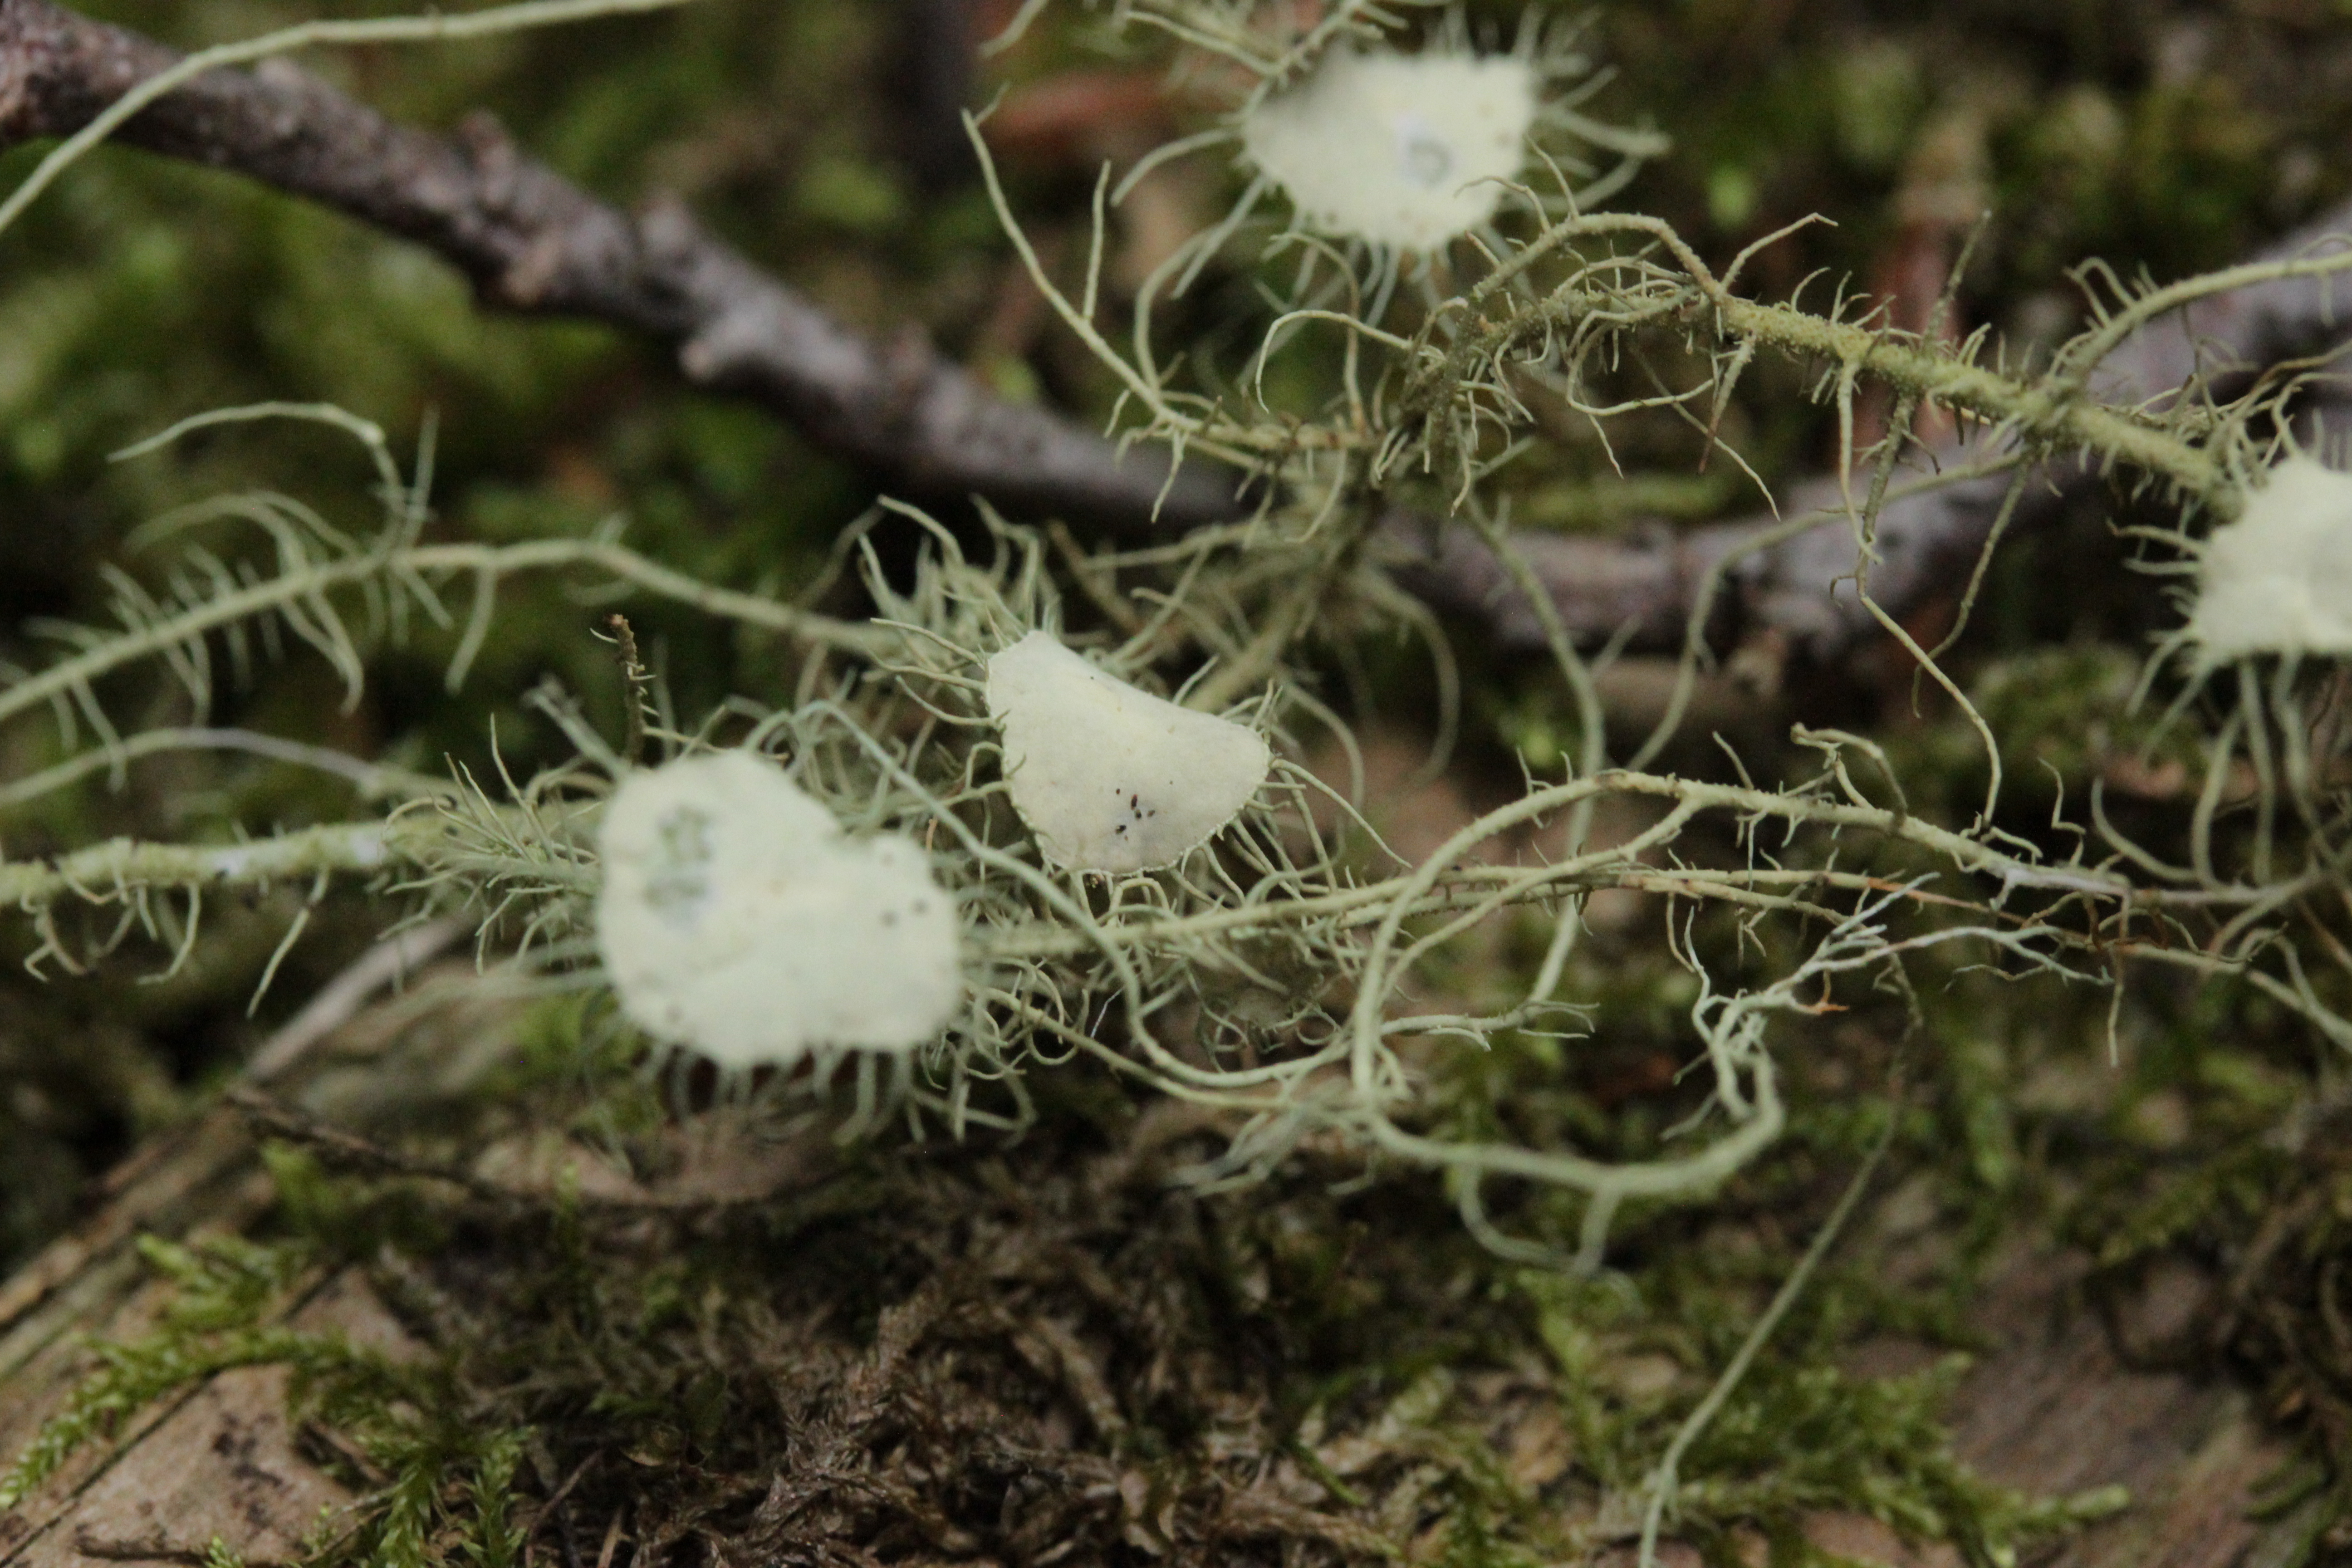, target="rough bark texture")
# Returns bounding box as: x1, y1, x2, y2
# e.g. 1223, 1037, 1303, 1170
0, 1107, 327, 1567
